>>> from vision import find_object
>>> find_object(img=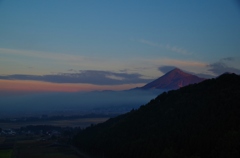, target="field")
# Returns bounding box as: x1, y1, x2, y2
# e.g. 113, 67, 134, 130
12, 140, 83, 158
0, 135, 95, 158
0, 117, 107, 157
0, 117, 109, 129
0, 149, 12, 158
